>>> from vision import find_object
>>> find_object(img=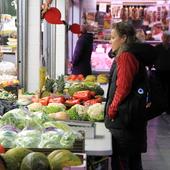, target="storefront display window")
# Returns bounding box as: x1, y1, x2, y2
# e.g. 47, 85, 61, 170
0, 0, 18, 87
